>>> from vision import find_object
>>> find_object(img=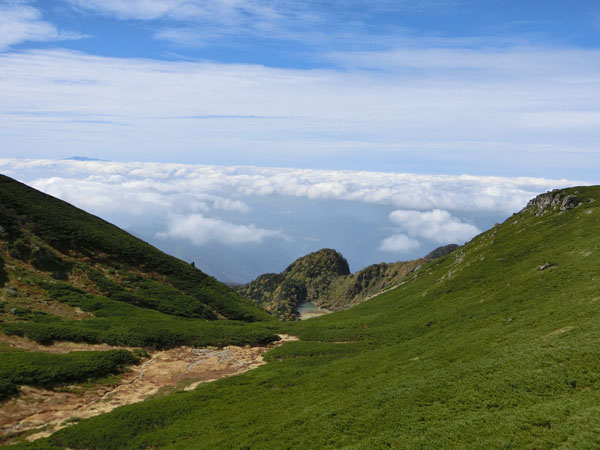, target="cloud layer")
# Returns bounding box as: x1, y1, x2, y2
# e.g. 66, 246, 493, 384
0, 159, 580, 218
0, 158, 585, 277
389, 209, 480, 244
